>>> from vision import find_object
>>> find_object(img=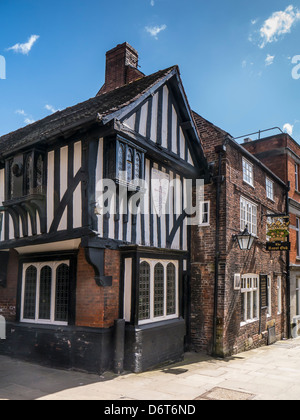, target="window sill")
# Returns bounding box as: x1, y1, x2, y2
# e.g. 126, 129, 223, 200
240, 318, 259, 327
243, 180, 255, 189
138, 315, 179, 327
20, 319, 68, 327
